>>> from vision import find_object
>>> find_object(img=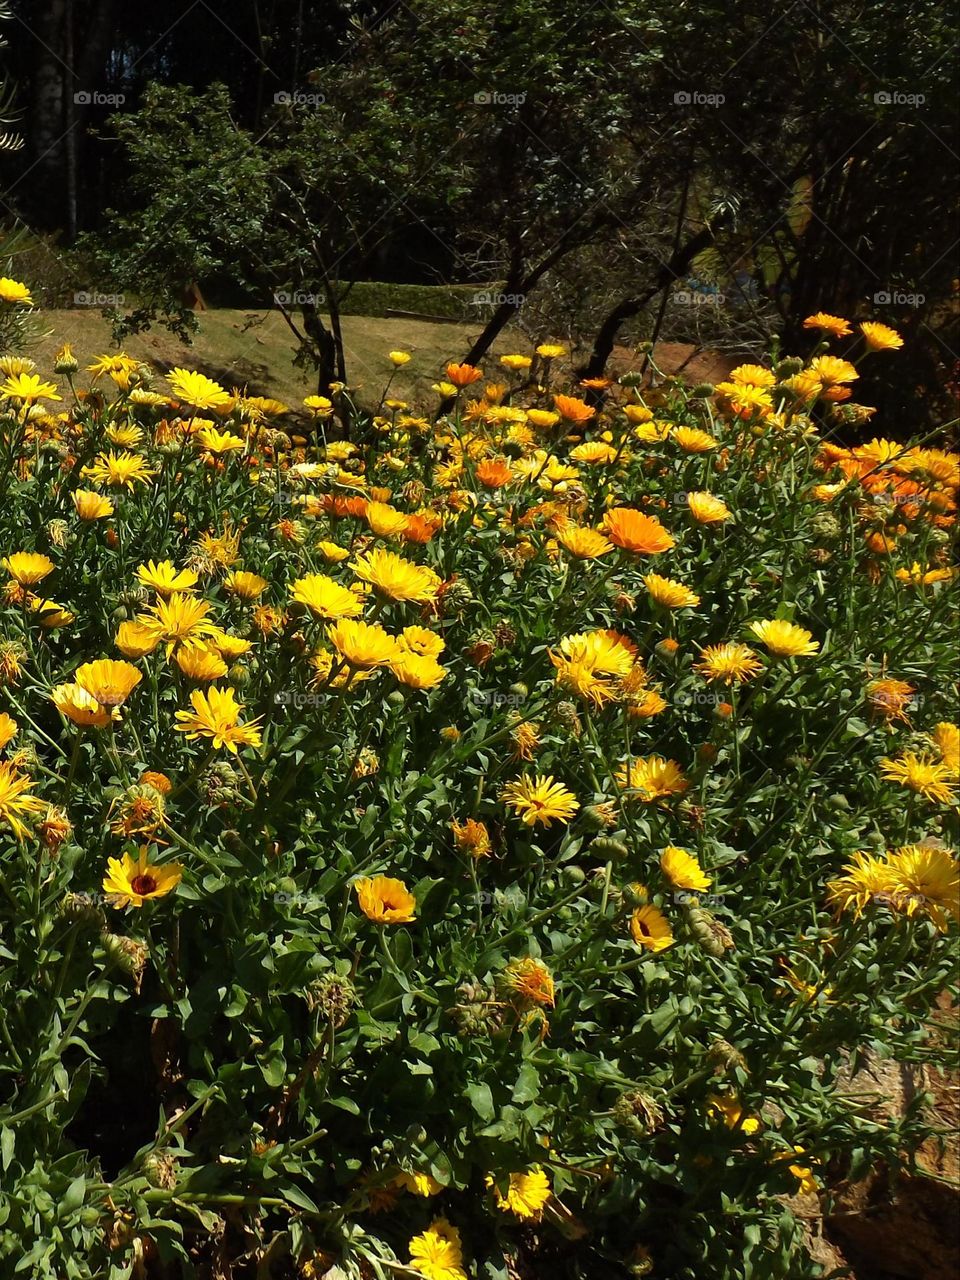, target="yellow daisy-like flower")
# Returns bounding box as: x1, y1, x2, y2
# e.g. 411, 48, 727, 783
616, 756, 689, 802
140, 593, 218, 655
393, 1170, 442, 1197
489, 1166, 552, 1219
895, 562, 957, 587
365, 502, 408, 538
115, 620, 162, 659
879, 752, 956, 805
501, 956, 555, 1007
137, 560, 199, 597
501, 774, 579, 827
354, 874, 416, 924
866, 678, 916, 723
0, 713, 18, 751
408, 1217, 466, 1280
883, 844, 959, 932
536, 343, 567, 359
602, 506, 675, 554
687, 491, 731, 524
500, 353, 533, 371
167, 367, 234, 413
0, 373, 61, 404
82, 450, 156, 489
223, 570, 268, 599
526, 408, 560, 429
2, 552, 54, 585
74, 659, 142, 707
388, 349, 412, 366
779, 1147, 819, 1196
398, 625, 445, 658
672, 426, 718, 453
643, 573, 700, 609
72, 489, 114, 520
931, 723, 960, 774
303, 395, 334, 418
173, 685, 263, 754
290, 573, 363, 620
707, 1094, 761, 1135
660, 846, 711, 892
808, 355, 858, 387
748, 619, 819, 658
351, 548, 441, 603
51, 682, 119, 729
102, 849, 183, 910
317, 540, 350, 563
174, 641, 229, 681
630, 903, 674, 952
555, 525, 614, 559
0, 277, 33, 306
860, 321, 904, 351
0, 759, 45, 841
826, 850, 897, 919
327, 619, 401, 670
802, 312, 852, 338
195, 425, 246, 454
390, 652, 447, 690
451, 817, 492, 858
